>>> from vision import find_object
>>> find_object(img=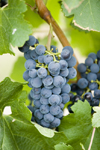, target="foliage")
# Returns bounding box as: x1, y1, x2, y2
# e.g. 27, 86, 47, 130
0, 0, 32, 55
60, 0, 100, 32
